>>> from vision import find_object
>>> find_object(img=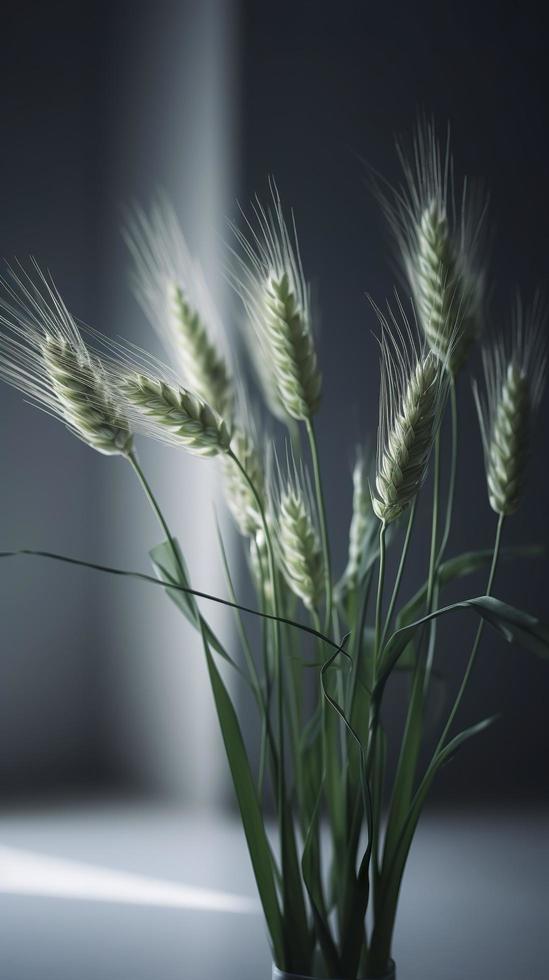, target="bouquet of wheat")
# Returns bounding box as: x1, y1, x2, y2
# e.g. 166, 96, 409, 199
1, 122, 548, 980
